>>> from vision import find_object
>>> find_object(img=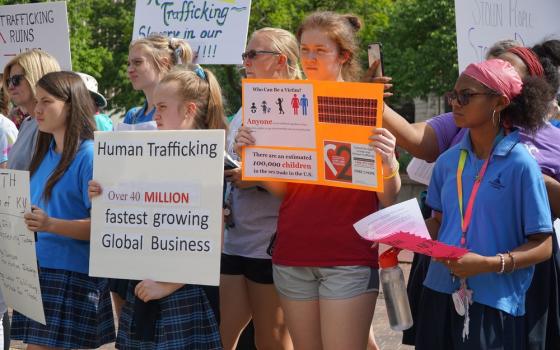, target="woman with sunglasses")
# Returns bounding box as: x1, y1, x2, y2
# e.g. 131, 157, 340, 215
415, 58, 554, 349
220, 27, 298, 350
2, 49, 60, 171
383, 41, 560, 348
236, 12, 400, 349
